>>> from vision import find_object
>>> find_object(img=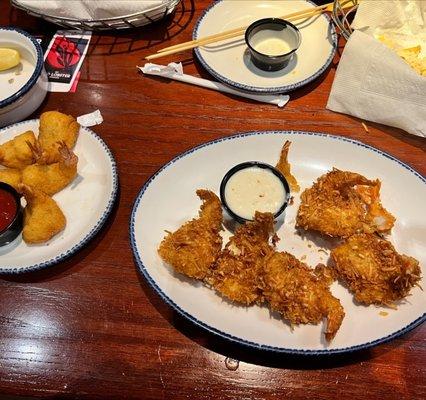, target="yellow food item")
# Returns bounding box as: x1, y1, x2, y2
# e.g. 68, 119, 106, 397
0, 48, 20, 71
0, 130, 37, 169
397, 46, 426, 76
378, 34, 426, 76
38, 111, 80, 164
22, 142, 78, 196
19, 184, 66, 244
0, 168, 22, 190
